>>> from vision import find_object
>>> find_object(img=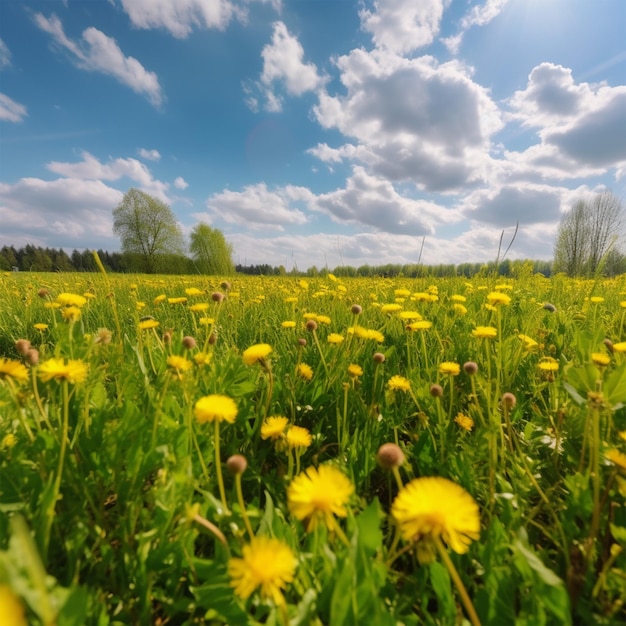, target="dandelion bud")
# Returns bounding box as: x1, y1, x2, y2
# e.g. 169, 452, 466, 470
377, 443, 405, 469
25, 348, 39, 366
373, 352, 386, 364
429, 383, 443, 398
15, 339, 31, 356
182, 335, 197, 350
603, 338, 615, 353
163, 331, 172, 345
306, 319, 318, 331
297, 338, 307, 346
211, 291, 225, 303
501, 392, 516, 409
463, 361, 478, 375
220, 281, 231, 291
543, 303, 557, 313
208, 332, 218, 345
351, 304, 362, 315
226, 454, 248, 475
94, 328, 112, 345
